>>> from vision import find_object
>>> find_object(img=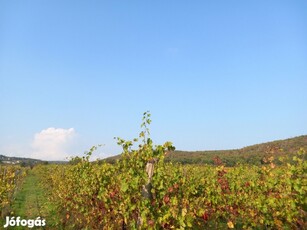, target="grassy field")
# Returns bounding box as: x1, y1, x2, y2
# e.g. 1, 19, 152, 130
1, 169, 58, 229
